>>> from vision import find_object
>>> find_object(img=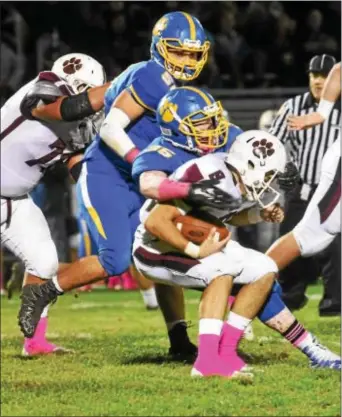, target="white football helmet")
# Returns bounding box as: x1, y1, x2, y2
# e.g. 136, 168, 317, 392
259, 109, 277, 131
51, 53, 106, 93
225, 130, 287, 208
